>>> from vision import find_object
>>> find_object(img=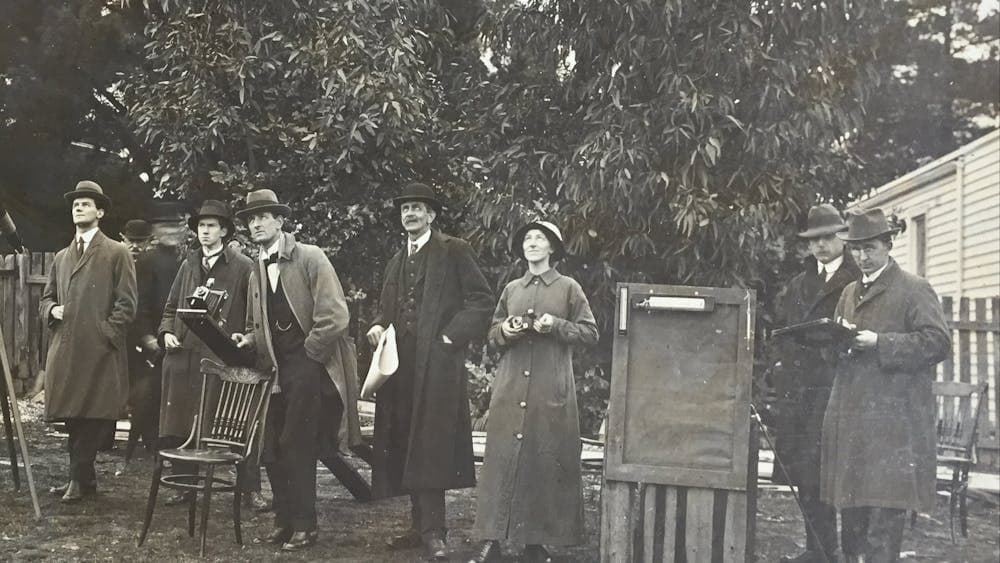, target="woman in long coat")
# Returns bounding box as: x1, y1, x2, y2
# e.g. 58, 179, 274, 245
820, 209, 950, 562
471, 221, 598, 563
